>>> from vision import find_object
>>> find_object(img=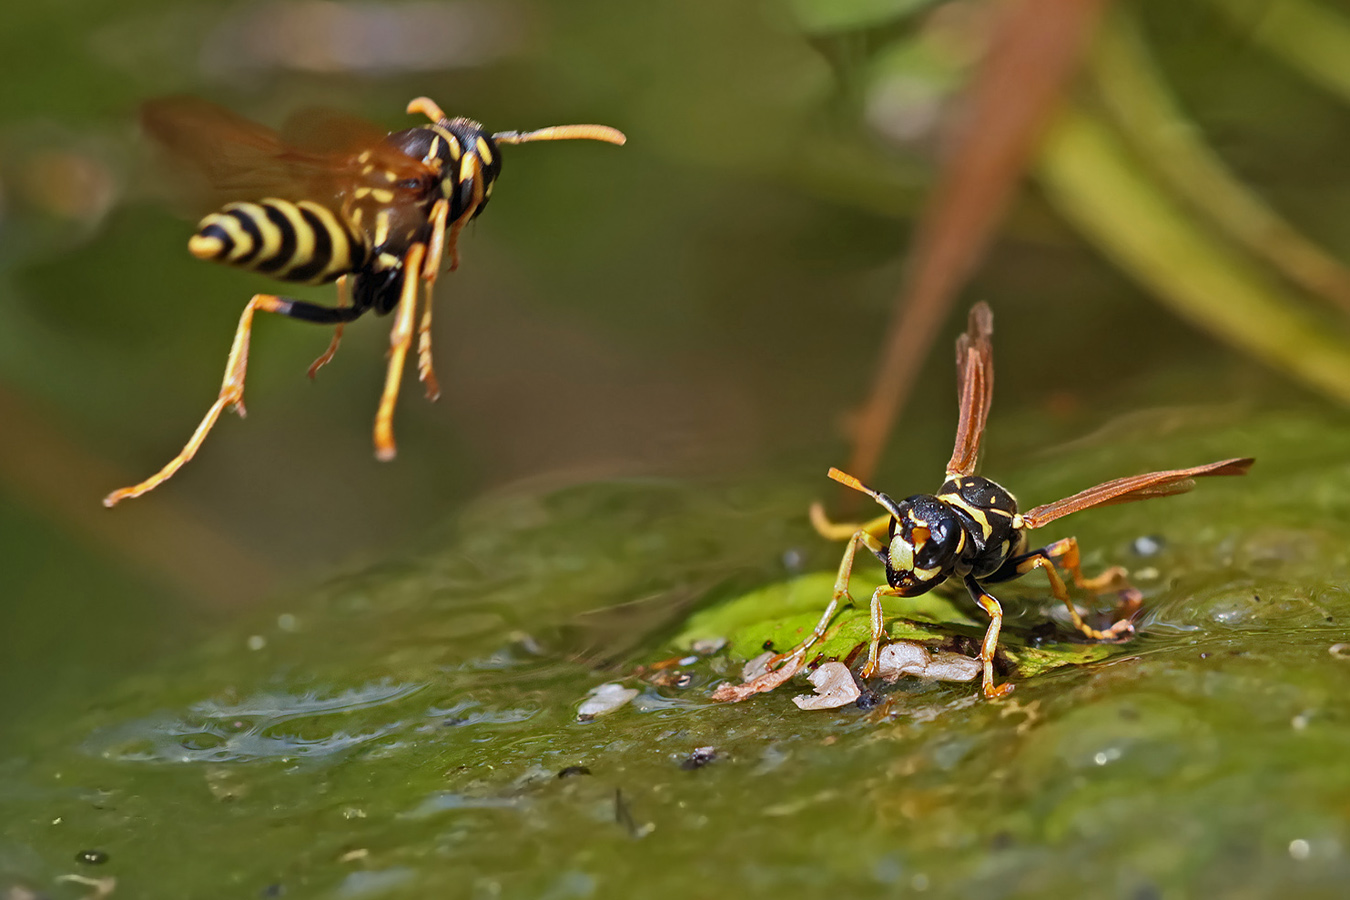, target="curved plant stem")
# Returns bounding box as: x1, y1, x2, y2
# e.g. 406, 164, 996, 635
1038, 107, 1350, 404
1209, 0, 1350, 103
843, 0, 1110, 496
1093, 7, 1350, 313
